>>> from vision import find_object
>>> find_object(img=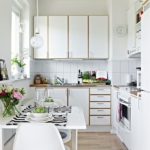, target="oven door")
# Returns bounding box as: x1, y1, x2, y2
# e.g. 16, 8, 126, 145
118, 99, 131, 130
